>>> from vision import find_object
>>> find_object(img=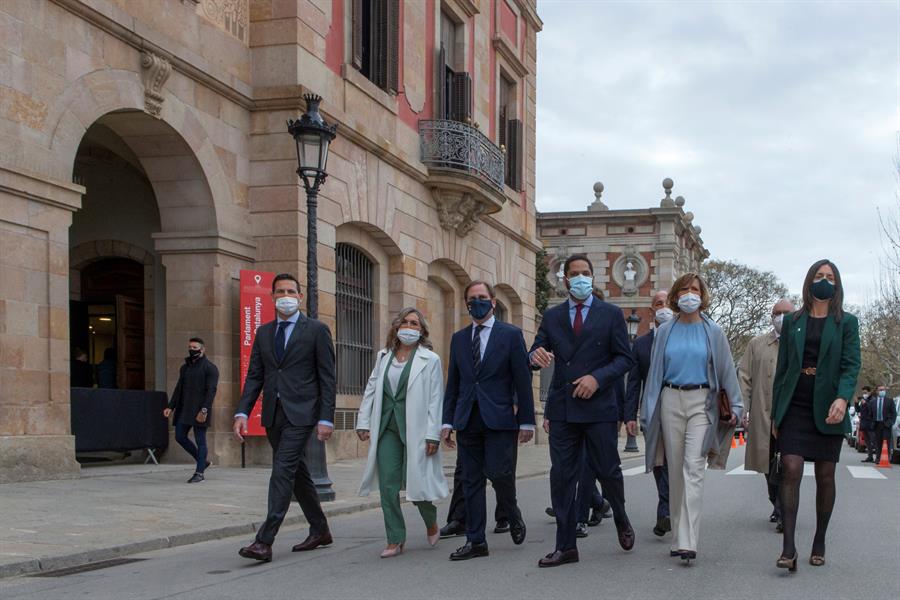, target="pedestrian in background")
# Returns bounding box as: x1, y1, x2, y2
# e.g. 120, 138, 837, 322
864, 384, 896, 465
772, 259, 860, 571
164, 337, 218, 483
640, 272, 742, 564
356, 308, 449, 558
738, 298, 793, 532
857, 386, 874, 462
